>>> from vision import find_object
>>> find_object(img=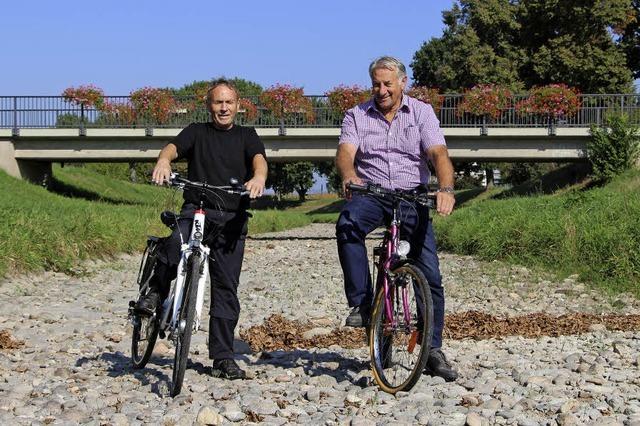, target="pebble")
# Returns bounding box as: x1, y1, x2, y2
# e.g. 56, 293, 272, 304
0, 223, 637, 425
